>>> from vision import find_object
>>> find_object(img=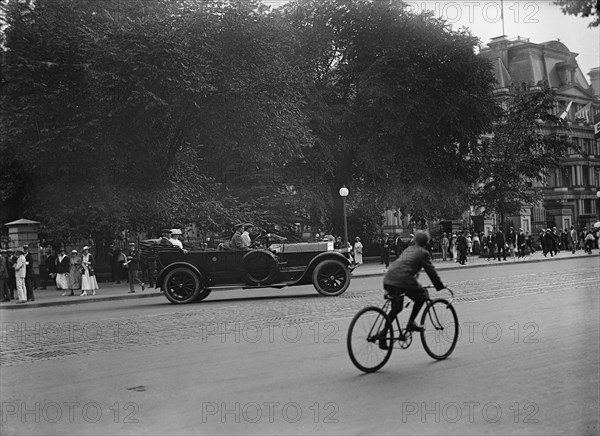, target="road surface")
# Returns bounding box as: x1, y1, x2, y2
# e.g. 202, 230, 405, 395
1, 257, 598, 435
